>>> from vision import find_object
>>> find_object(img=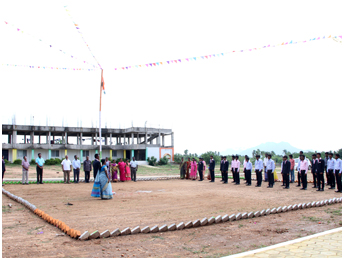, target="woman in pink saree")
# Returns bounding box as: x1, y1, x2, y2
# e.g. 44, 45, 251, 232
125, 159, 131, 181
118, 158, 126, 182
190, 158, 198, 180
